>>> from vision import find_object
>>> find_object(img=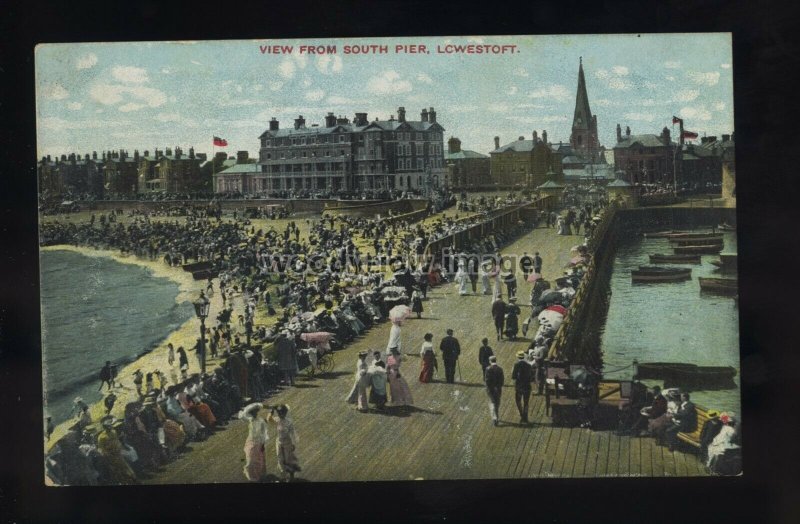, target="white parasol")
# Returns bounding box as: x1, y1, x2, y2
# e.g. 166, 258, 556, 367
388, 304, 412, 325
